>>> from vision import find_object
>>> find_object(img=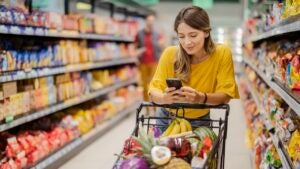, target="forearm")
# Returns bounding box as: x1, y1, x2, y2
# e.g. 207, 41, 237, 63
205, 92, 231, 105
